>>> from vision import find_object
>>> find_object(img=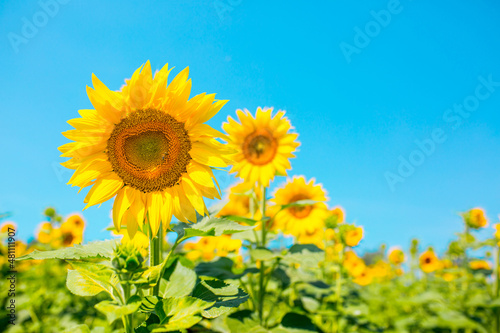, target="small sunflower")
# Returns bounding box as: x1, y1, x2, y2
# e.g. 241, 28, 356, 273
63, 214, 86, 235
0, 221, 16, 234
60, 61, 233, 238
388, 248, 405, 265
36, 222, 53, 244
217, 181, 262, 220
494, 223, 500, 240
325, 206, 344, 228
463, 207, 488, 229
419, 250, 440, 273
344, 226, 364, 247
469, 260, 491, 270
222, 107, 299, 187
270, 176, 328, 237
343, 251, 366, 277
353, 267, 373, 286
297, 227, 325, 249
